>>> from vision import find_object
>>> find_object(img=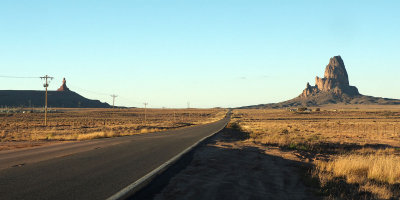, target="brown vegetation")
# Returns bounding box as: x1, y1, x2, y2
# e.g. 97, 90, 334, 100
0, 108, 226, 150
316, 152, 400, 199
232, 107, 400, 199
